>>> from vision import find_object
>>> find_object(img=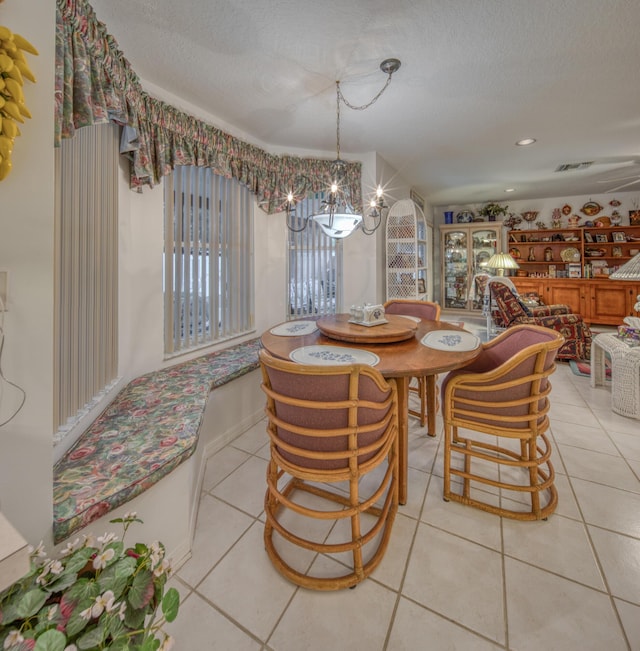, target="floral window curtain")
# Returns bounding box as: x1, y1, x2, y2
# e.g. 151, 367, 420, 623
54, 0, 362, 213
